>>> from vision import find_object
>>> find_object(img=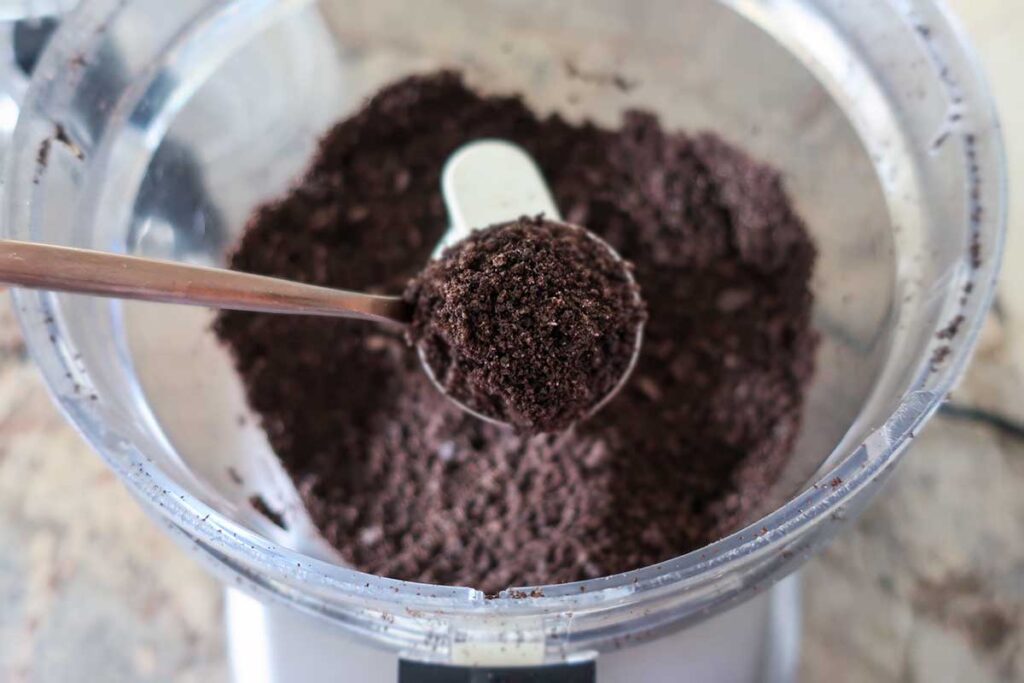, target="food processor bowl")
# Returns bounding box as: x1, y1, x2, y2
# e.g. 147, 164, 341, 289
0, 1, 74, 22
3, 0, 1005, 671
